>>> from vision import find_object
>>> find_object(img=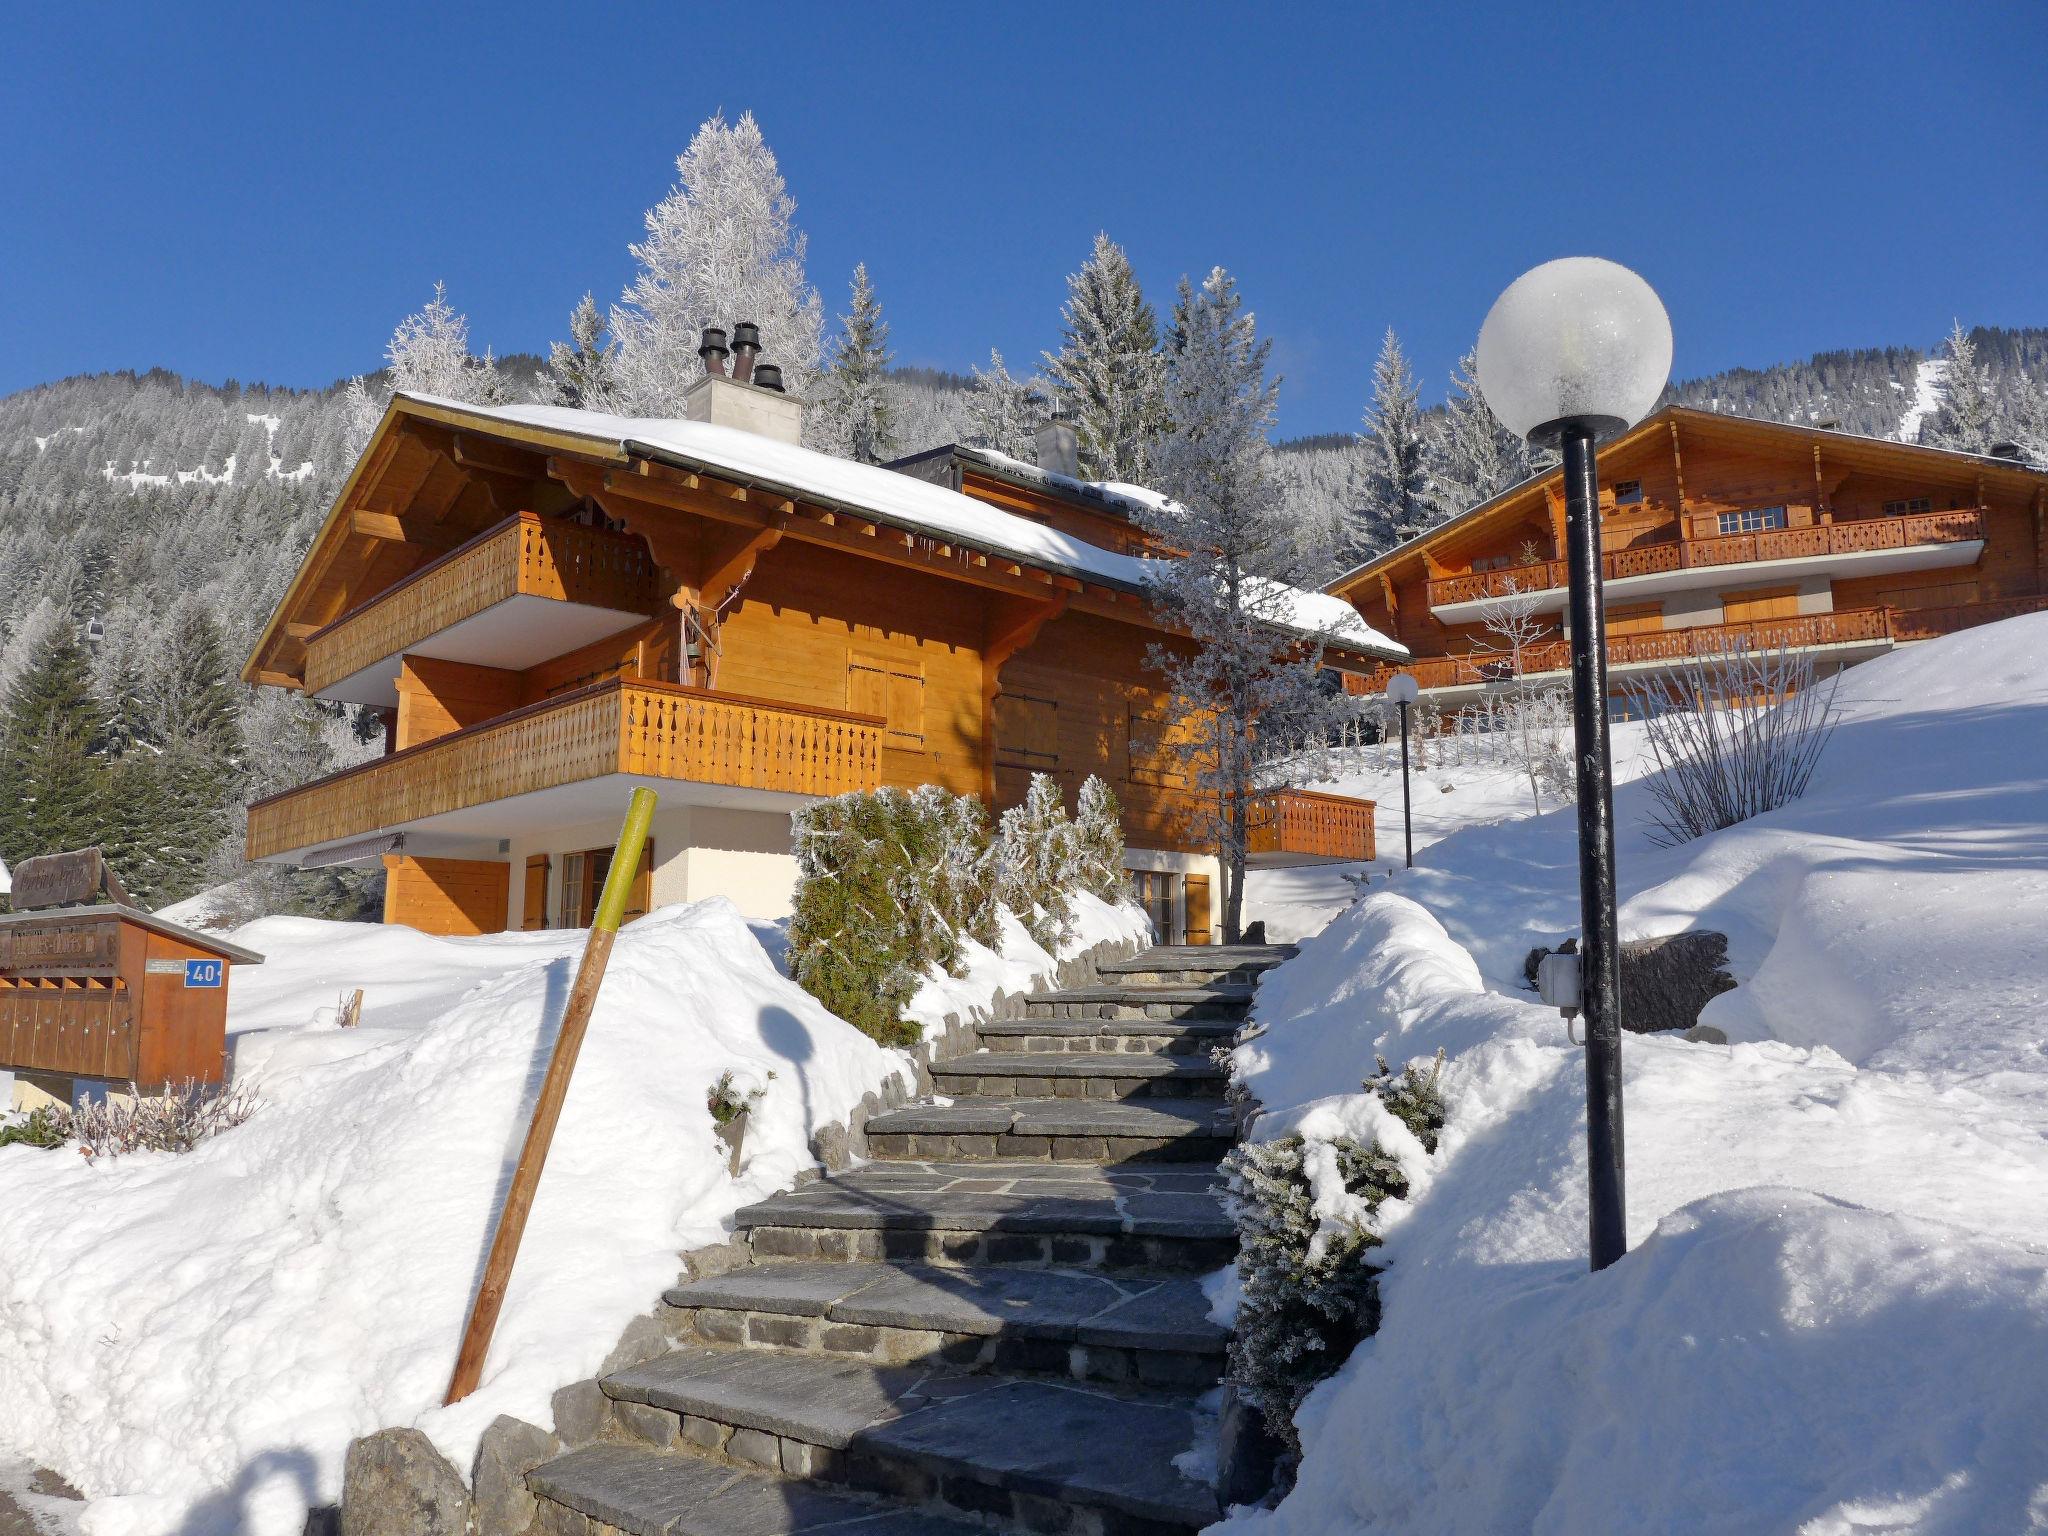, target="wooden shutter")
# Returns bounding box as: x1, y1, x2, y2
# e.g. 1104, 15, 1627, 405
623, 838, 655, 923
1183, 874, 1212, 946
1721, 586, 1799, 624
995, 692, 1059, 769
849, 653, 926, 748
521, 854, 550, 931
1126, 707, 1187, 789
1604, 602, 1666, 637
